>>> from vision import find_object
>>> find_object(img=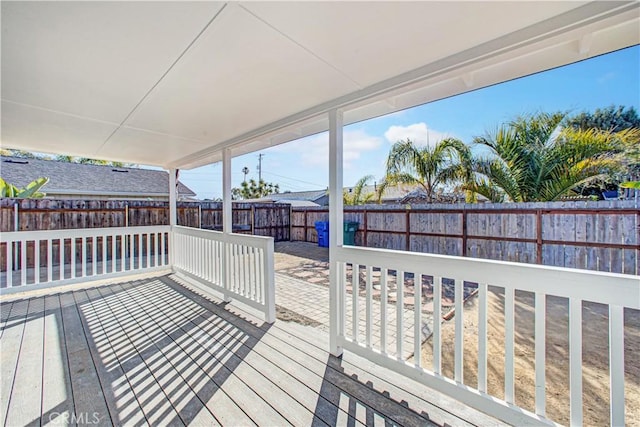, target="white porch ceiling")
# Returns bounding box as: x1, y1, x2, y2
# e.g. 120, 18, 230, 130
2, 1, 638, 169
